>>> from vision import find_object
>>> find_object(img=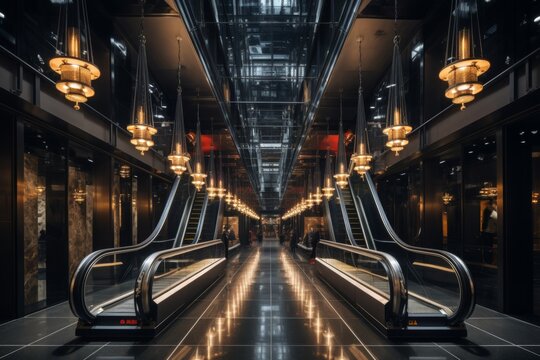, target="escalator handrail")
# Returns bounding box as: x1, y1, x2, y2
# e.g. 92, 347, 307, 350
193, 191, 209, 244
334, 184, 357, 246
318, 240, 407, 322
348, 176, 376, 250
69, 176, 183, 323
174, 191, 196, 248
135, 239, 222, 322
213, 198, 225, 240
363, 172, 475, 324
323, 198, 337, 242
